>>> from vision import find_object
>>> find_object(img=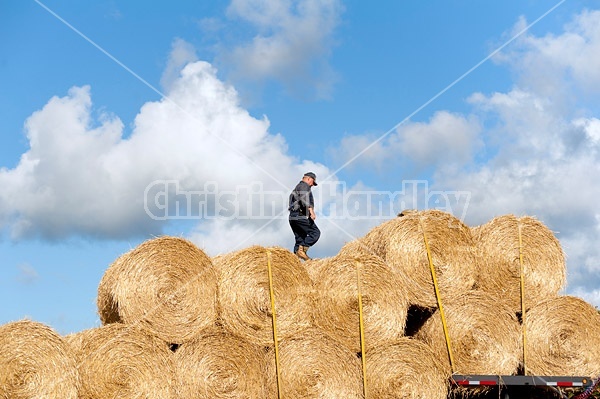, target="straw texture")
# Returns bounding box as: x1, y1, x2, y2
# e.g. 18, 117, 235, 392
175, 326, 271, 399
415, 291, 522, 375
302, 257, 331, 282
268, 328, 364, 399
66, 323, 176, 399
312, 251, 409, 353
0, 319, 79, 399
524, 295, 600, 376
214, 246, 314, 346
472, 214, 566, 311
97, 236, 218, 343
365, 337, 449, 399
